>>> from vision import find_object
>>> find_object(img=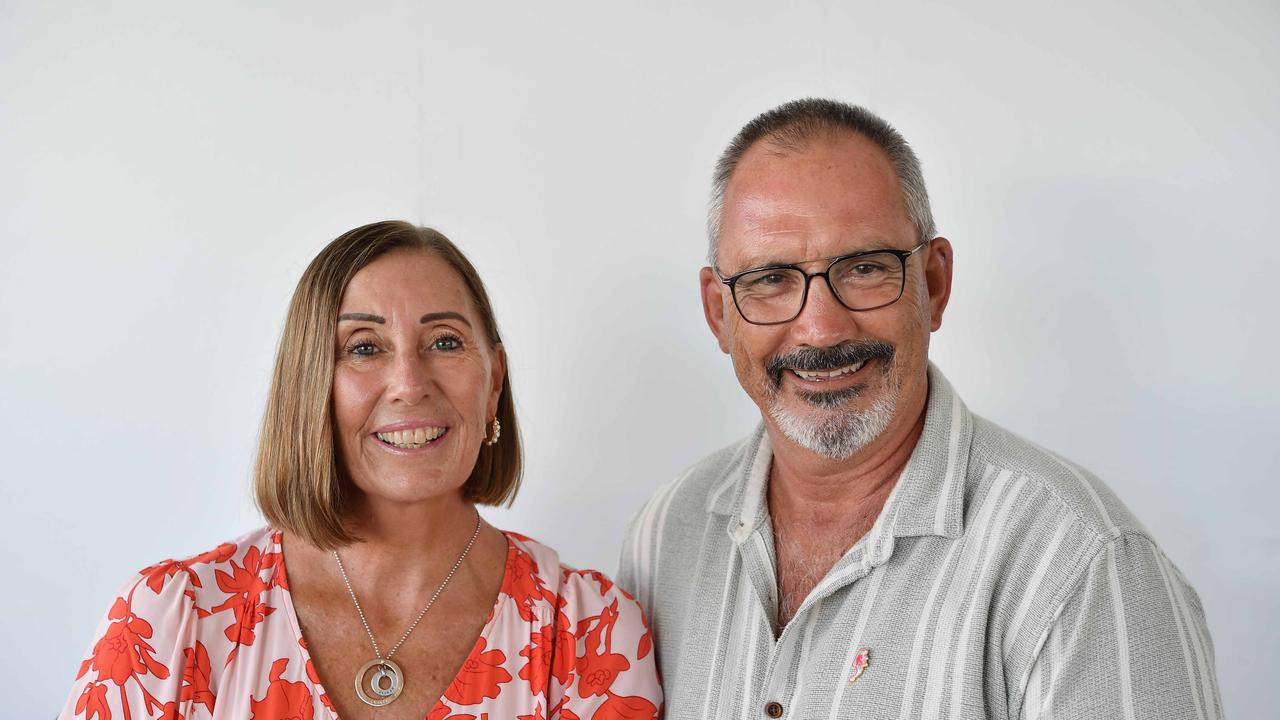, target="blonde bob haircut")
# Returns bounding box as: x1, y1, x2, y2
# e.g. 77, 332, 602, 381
254, 220, 522, 549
